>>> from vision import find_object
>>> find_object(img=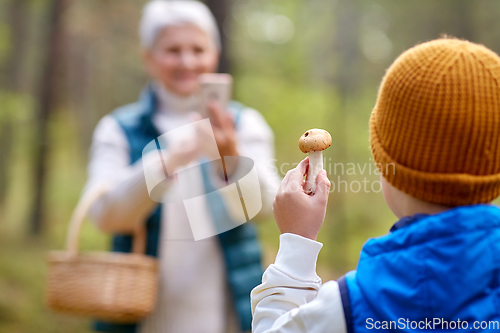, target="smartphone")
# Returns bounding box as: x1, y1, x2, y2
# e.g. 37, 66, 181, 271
199, 73, 233, 118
